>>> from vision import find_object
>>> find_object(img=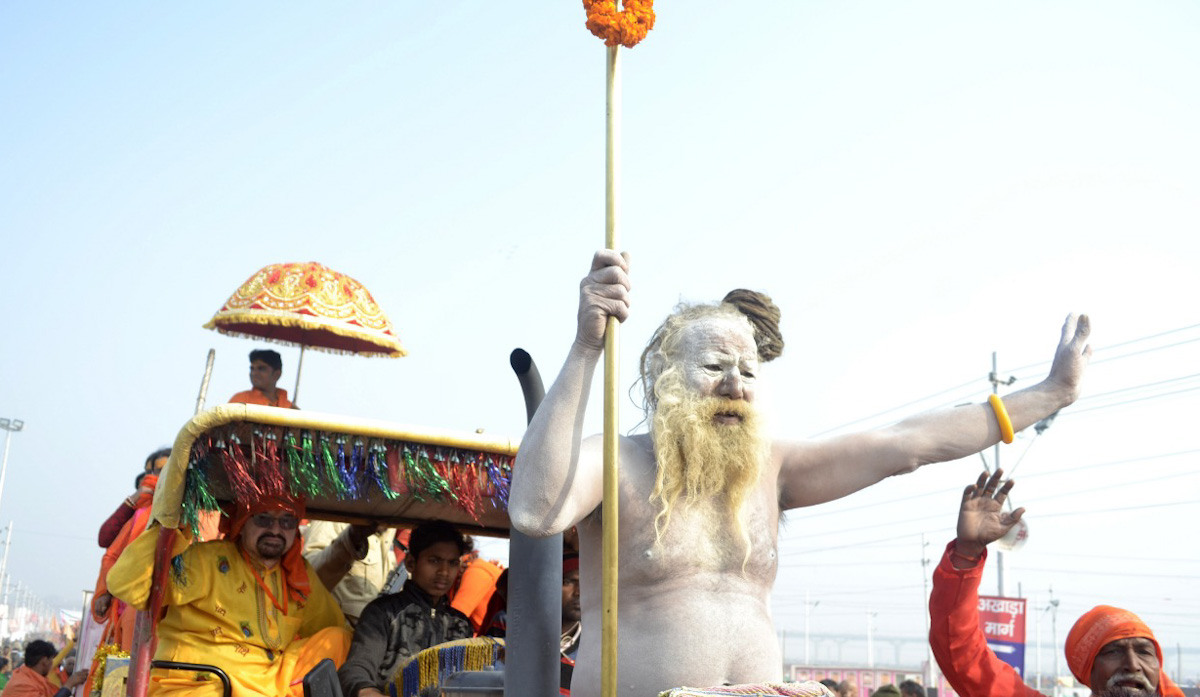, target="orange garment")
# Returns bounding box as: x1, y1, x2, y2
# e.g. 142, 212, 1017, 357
450, 558, 504, 633
0, 666, 56, 697
1065, 605, 1184, 697
92, 477, 158, 651
930, 542, 1183, 697
229, 388, 293, 409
